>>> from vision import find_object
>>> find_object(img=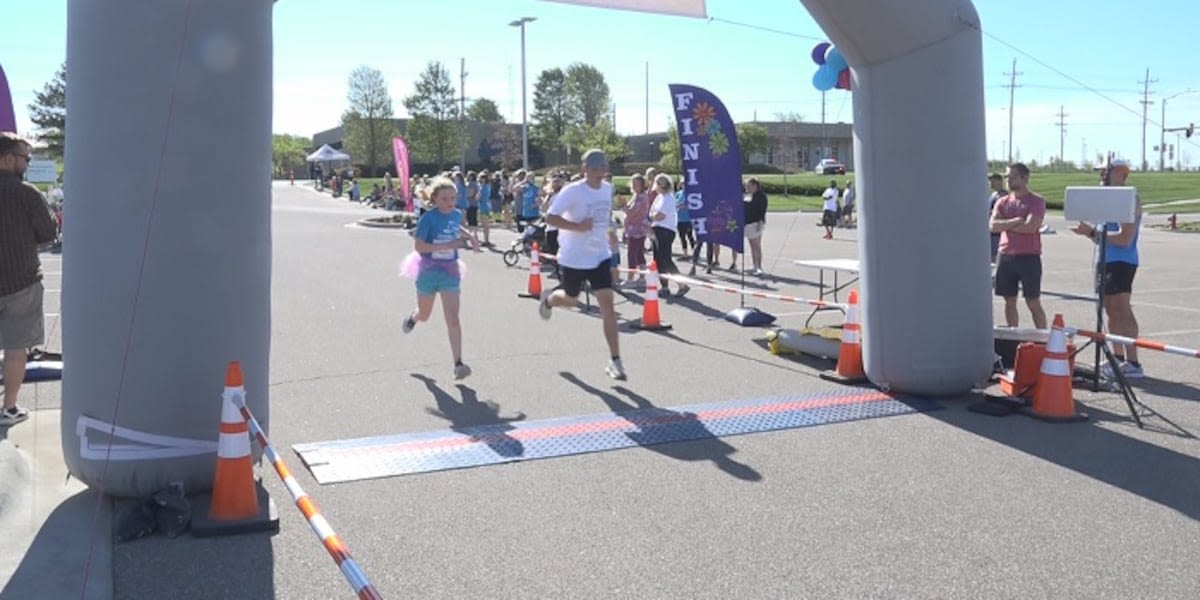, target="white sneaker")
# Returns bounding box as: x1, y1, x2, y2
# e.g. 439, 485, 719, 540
1, 406, 30, 426
538, 289, 554, 321
1100, 360, 1145, 380
402, 312, 417, 334
454, 363, 472, 380
1119, 361, 1144, 379
605, 359, 627, 380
